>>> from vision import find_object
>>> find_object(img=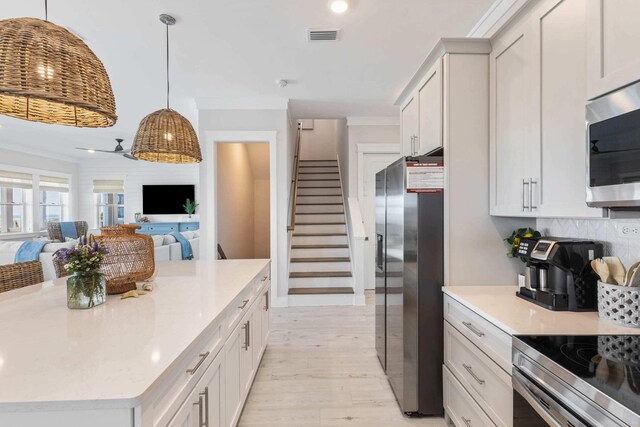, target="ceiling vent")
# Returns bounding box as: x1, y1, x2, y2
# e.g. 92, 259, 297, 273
307, 28, 340, 42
